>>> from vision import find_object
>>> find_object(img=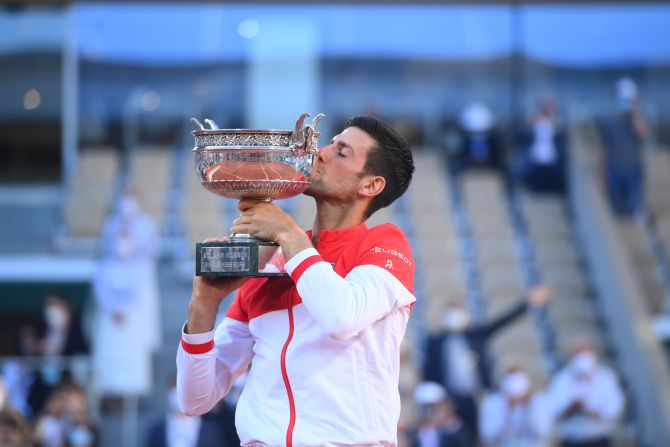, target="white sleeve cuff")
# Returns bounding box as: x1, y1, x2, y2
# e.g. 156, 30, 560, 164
284, 247, 320, 275
181, 322, 215, 344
